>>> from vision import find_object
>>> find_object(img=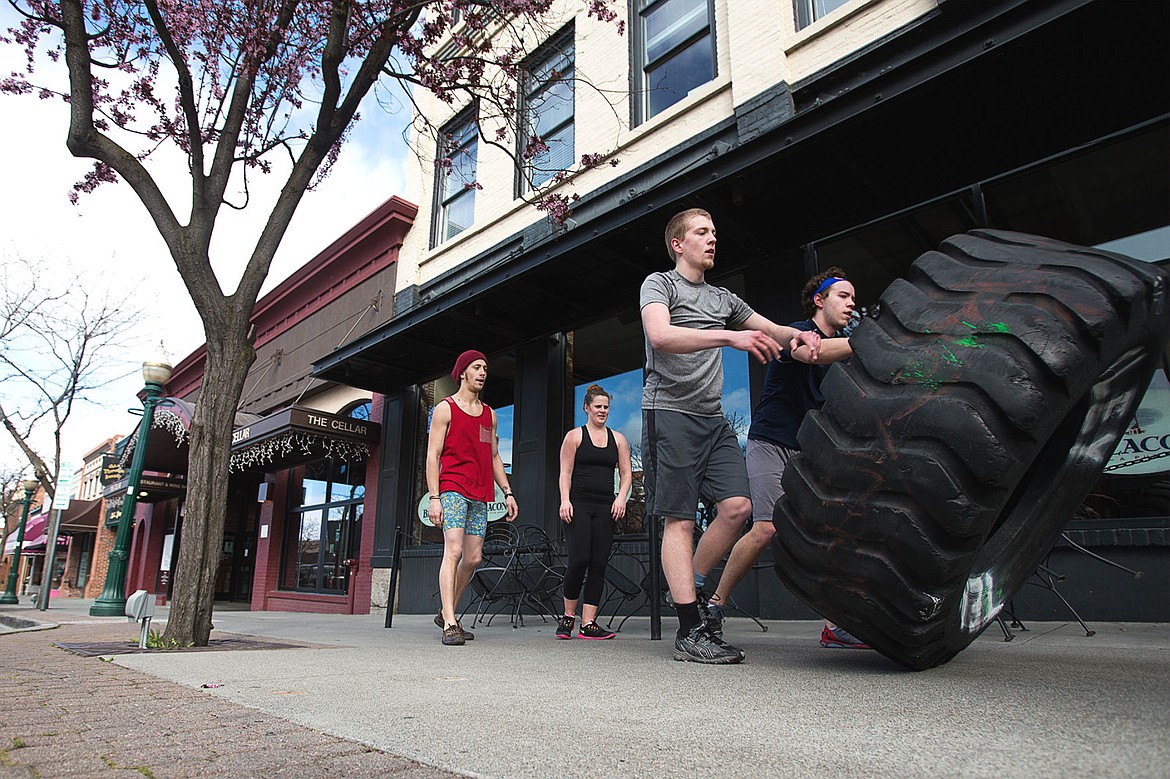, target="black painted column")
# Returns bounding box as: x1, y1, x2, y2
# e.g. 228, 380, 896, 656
510, 335, 568, 536
371, 385, 421, 569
